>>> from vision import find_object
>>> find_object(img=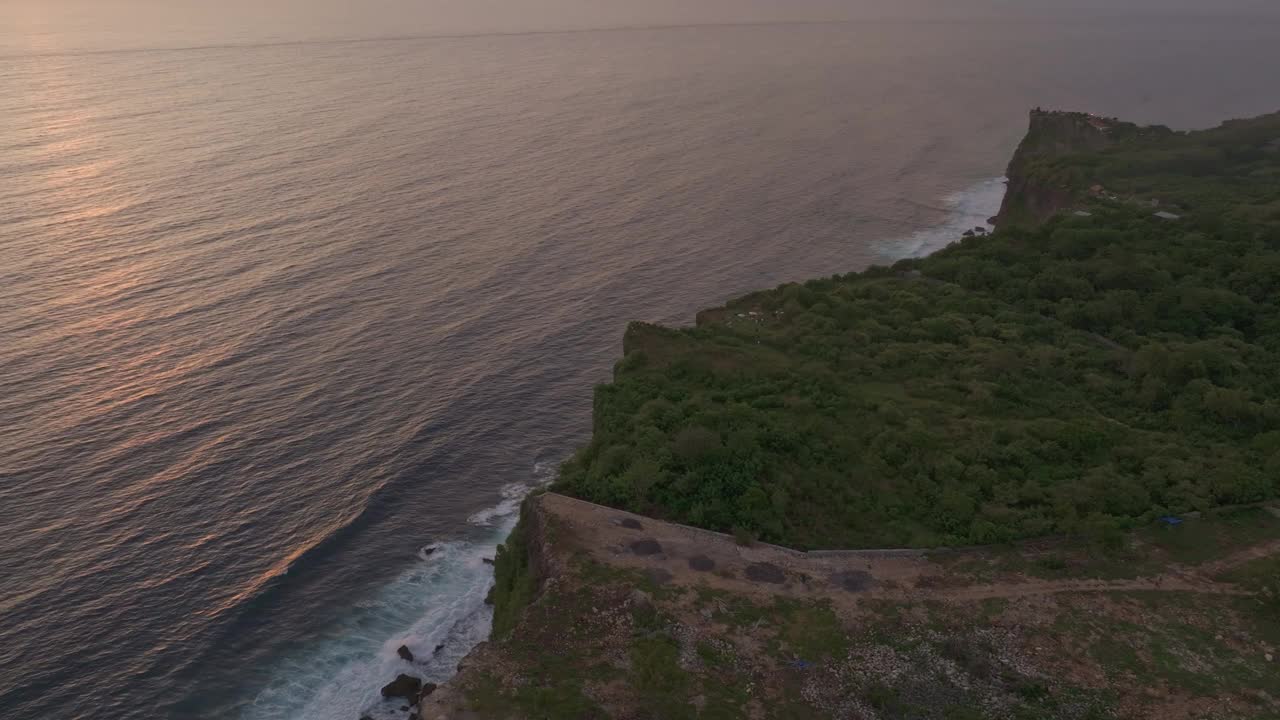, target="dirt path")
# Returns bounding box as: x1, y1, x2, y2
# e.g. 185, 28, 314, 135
916, 575, 1254, 602
539, 493, 1276, 607
1196, 538, 1280, 577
